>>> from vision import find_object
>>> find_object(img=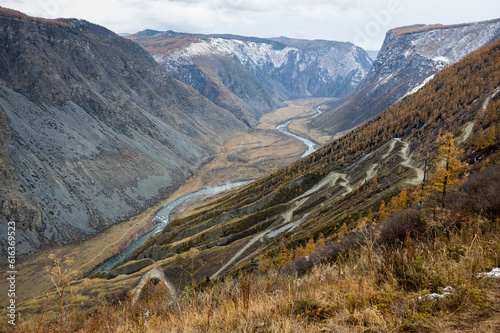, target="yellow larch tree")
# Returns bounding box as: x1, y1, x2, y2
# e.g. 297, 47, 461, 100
430, 132, 465, 208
